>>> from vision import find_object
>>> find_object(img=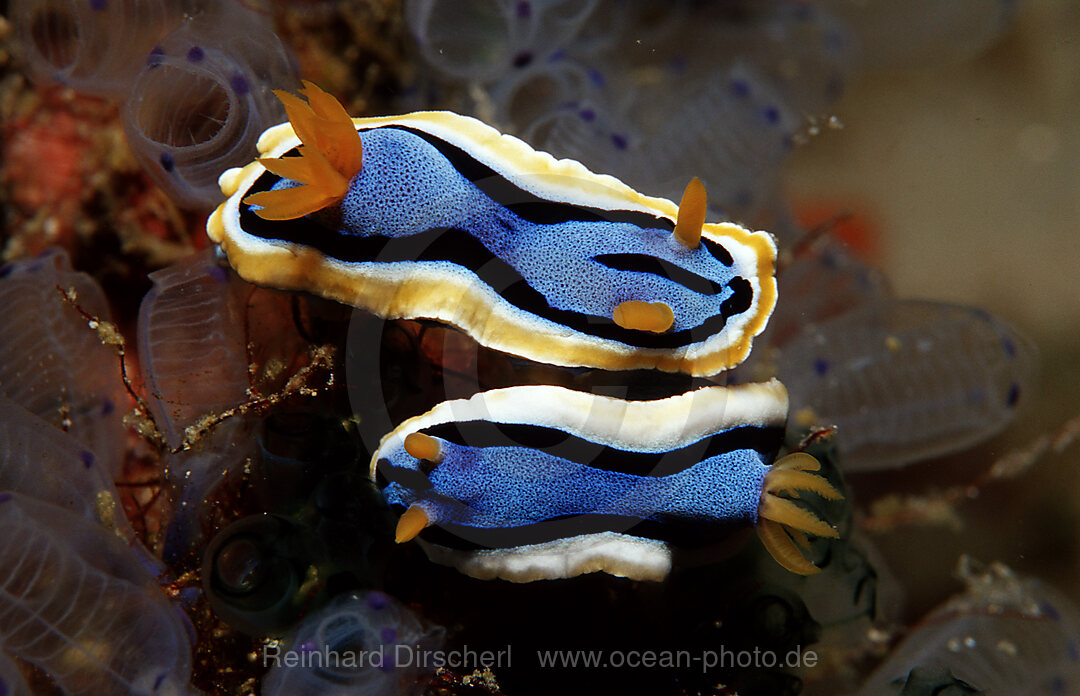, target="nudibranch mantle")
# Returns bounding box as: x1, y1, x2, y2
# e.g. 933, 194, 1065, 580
209, 109, 778, 376
371, 382, 801, 582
